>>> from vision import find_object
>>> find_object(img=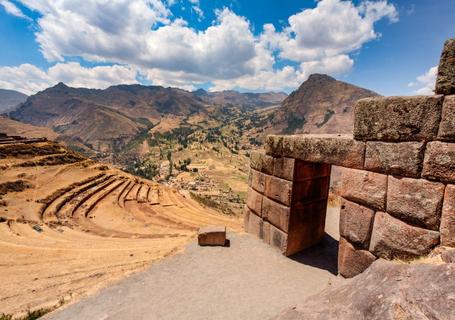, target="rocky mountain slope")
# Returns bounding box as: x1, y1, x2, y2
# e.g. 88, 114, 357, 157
195, 89, 287, 110
0, 88, 28, 113
269, 74, 379, 134
9, 83, 287, 155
